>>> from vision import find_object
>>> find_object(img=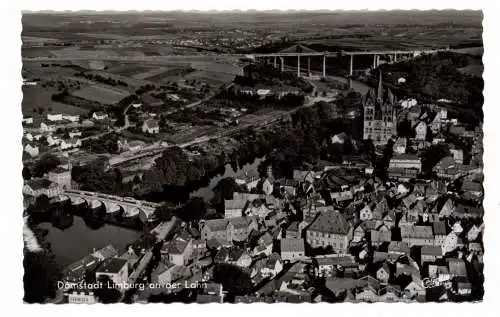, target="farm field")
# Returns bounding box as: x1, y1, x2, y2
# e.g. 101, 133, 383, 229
22, 86, 90, 124
72, 84, 130, 104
